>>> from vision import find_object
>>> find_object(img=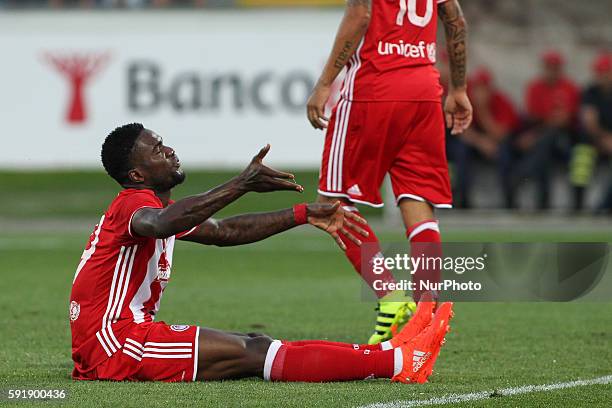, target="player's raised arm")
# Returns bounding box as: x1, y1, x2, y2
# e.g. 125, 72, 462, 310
307, 0, 372, 130
131, 145, 303, 239
439, 0, 473, 135
179, 202, 369, 251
